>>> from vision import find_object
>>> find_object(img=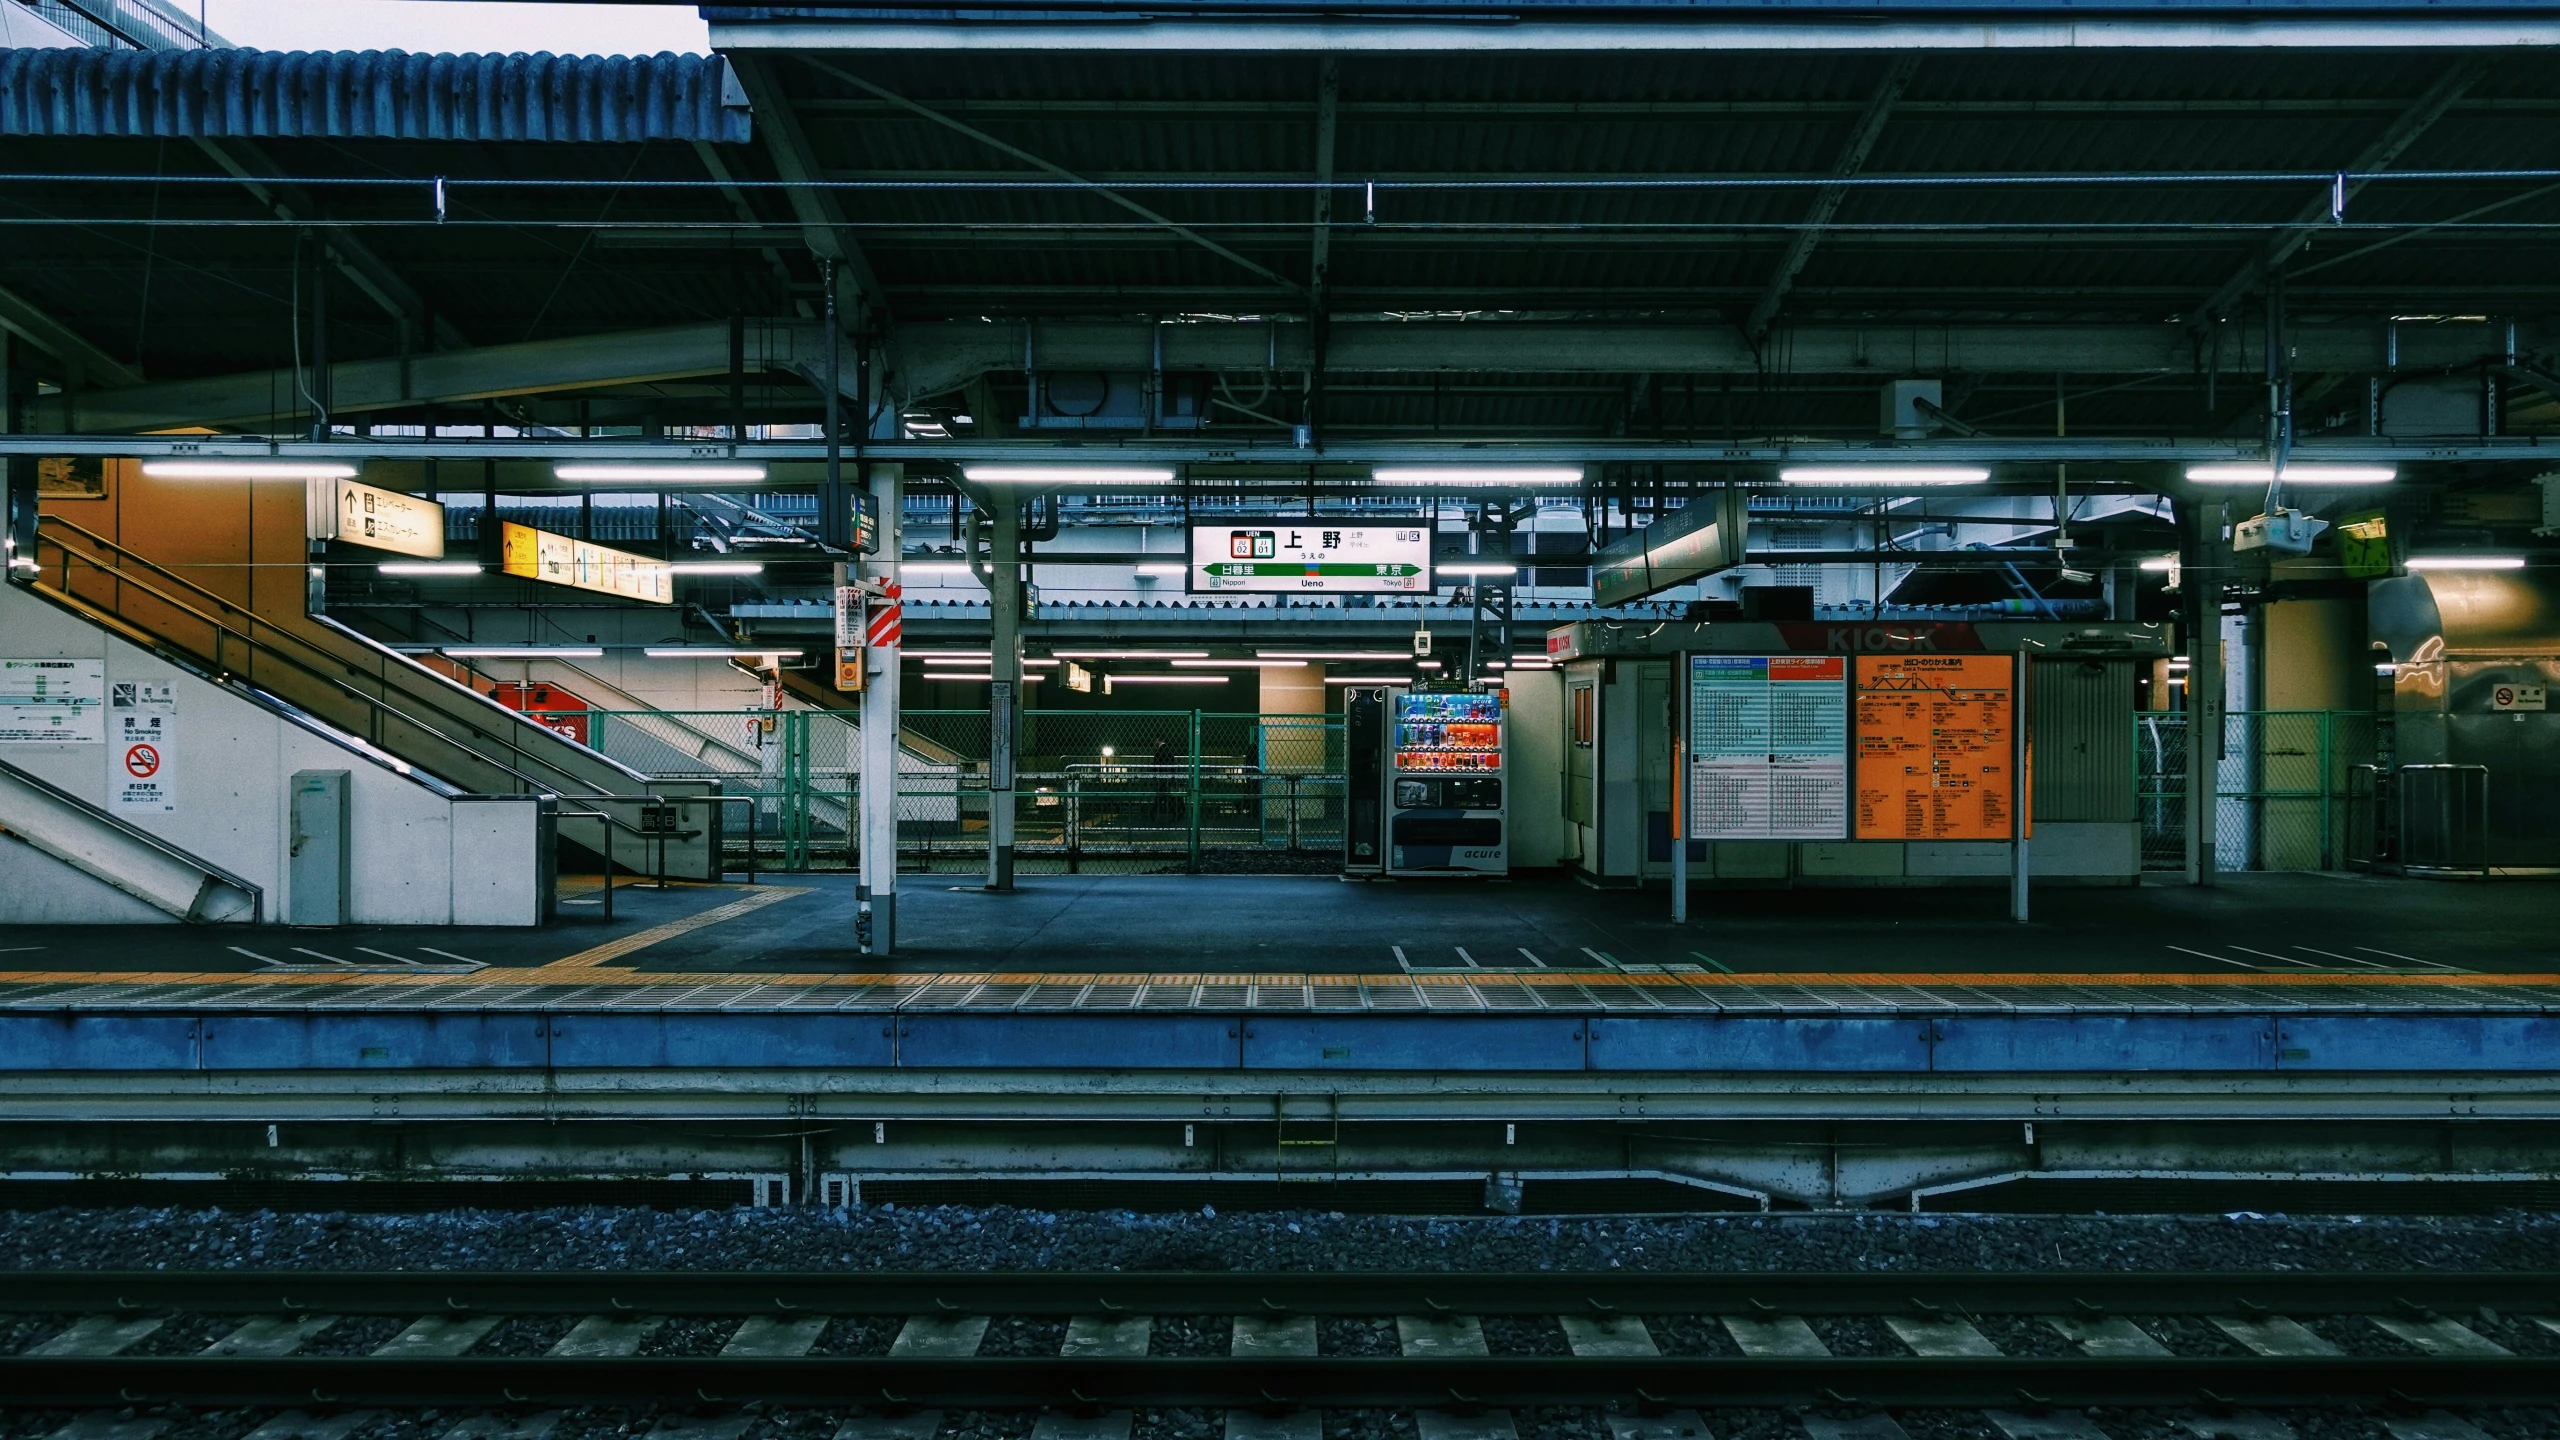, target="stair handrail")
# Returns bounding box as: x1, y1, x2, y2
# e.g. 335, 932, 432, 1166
34, 519, 590, 799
